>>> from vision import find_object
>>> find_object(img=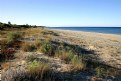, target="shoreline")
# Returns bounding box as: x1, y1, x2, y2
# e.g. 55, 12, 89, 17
52, 29, 121, 43
50, 28, 121, 36
51, 29, 121, 68
48, 27, 121, 35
